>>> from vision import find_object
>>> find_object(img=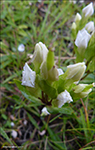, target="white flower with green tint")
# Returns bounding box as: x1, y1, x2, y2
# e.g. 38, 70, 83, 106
22, 63, 36, 88
66, 62, 86, 82
41, 107, 50, 116
71, 22, 77, 30
85, 21, 94, 33
75, 13, 82, 23
57, 90, 73, 108
32, 42, 48, 72
73, 83, 94, 98
75, 28, 91, 49
82, 2, 94, 17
